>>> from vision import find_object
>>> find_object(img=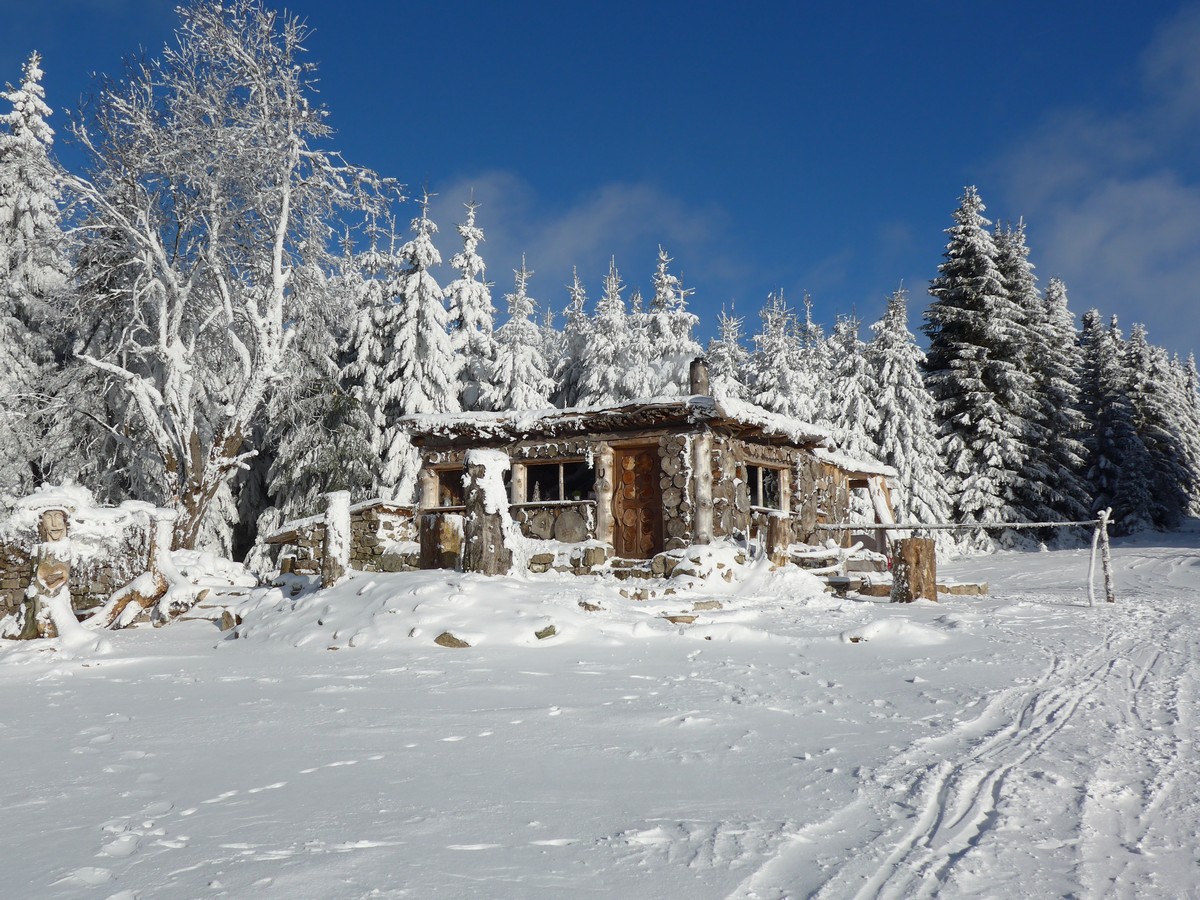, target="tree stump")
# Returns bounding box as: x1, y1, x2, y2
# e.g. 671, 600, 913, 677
891, 537, 937, 603
766, 515, 793, 566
